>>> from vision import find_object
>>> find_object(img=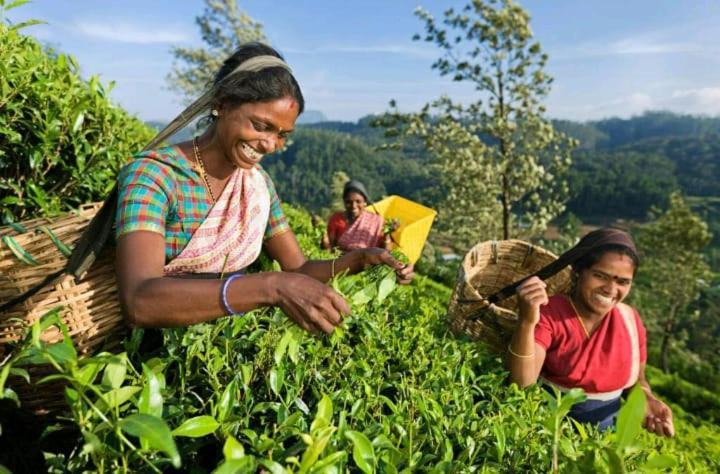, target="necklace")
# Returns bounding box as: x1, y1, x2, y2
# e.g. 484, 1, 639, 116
567, 296, 591, 339
193, 137, 216, 203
